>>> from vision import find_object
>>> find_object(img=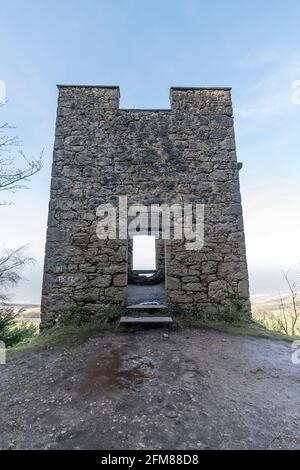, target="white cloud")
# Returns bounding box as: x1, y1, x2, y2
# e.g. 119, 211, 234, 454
236, 54, 300, 119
